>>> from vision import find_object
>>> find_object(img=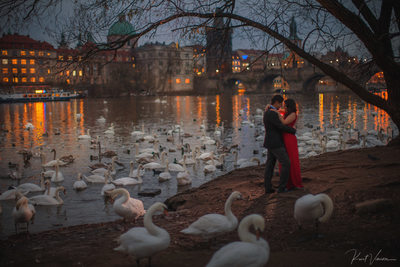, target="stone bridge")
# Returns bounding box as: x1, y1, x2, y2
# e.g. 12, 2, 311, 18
213, 62, 381, 93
